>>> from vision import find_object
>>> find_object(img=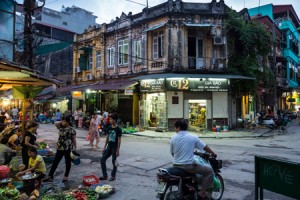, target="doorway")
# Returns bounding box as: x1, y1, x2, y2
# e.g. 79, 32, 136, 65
189, 100, 207, 130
